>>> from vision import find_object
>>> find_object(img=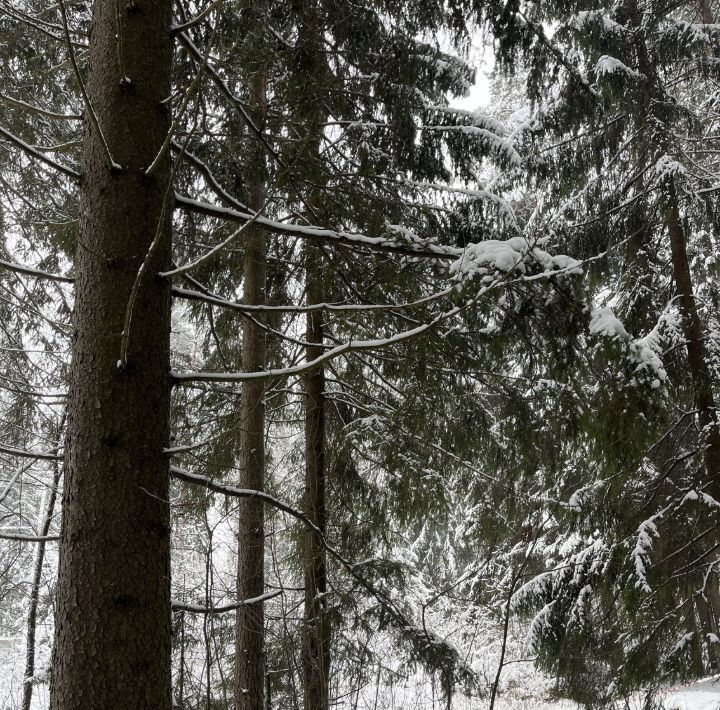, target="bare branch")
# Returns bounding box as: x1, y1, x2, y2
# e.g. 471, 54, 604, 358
57, 0, 120, 170
171, 590, 281, 614
0, 444, 63, 461
0, 532, 59, 542
173, 194, 458, 259
0, 92, 82, 121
